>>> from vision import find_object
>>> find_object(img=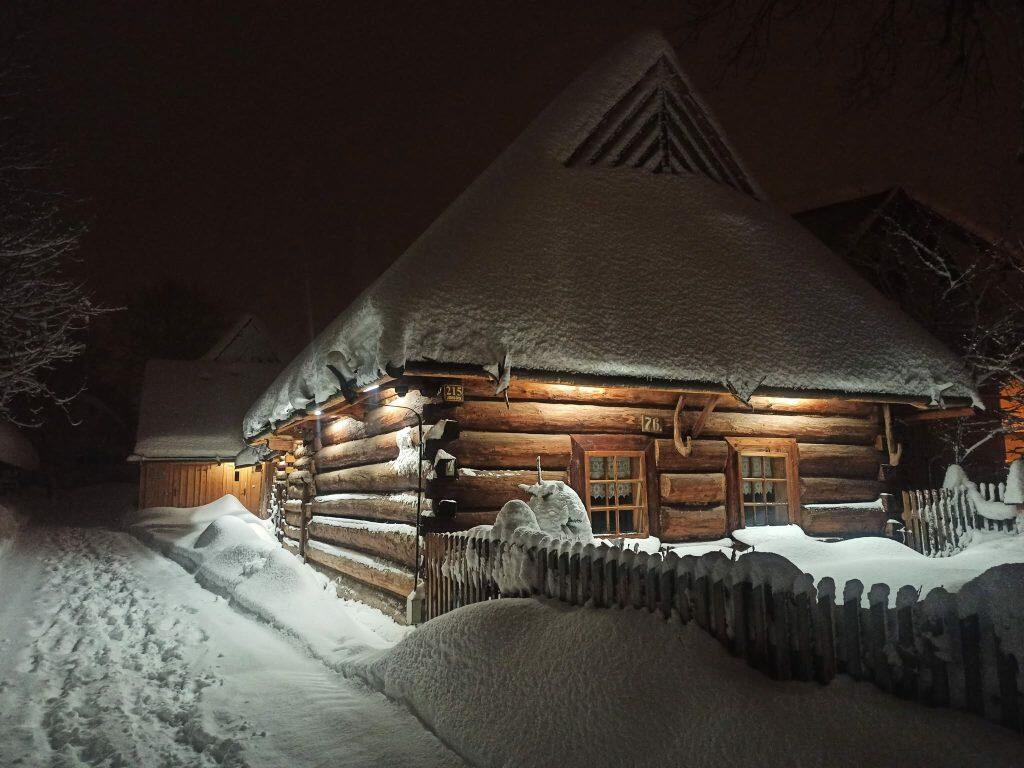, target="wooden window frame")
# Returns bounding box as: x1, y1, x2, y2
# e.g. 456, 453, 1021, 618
568, 435, 659, 539
725, 437, 801, 531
